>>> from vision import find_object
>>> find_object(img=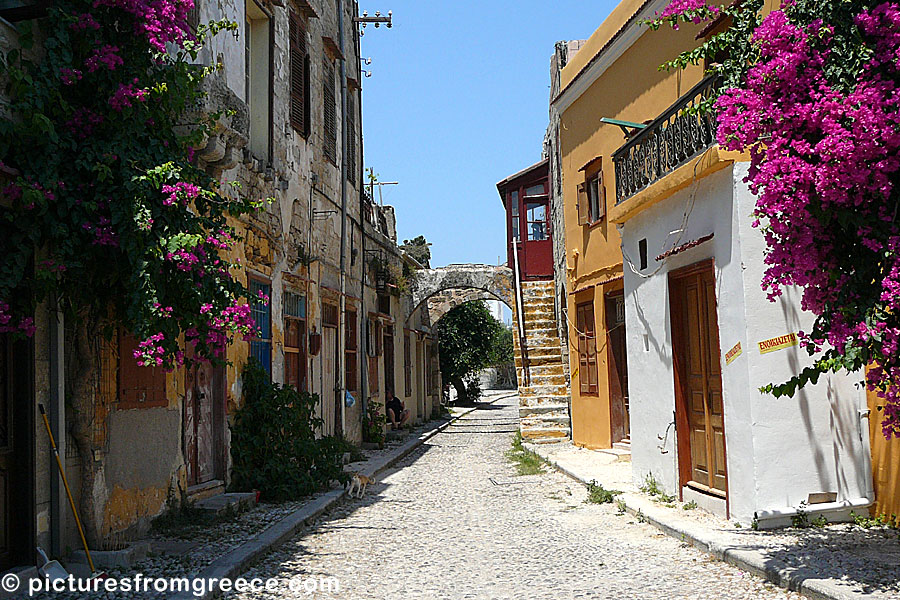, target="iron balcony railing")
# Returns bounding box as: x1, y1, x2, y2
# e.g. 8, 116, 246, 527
612, 75, 721, 204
